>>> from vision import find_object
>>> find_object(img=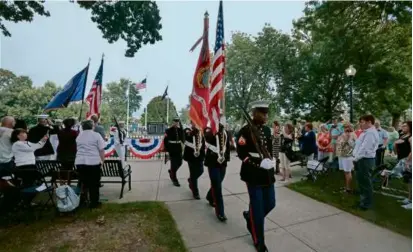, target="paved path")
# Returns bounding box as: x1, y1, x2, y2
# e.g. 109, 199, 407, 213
100, 158, 412, 252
